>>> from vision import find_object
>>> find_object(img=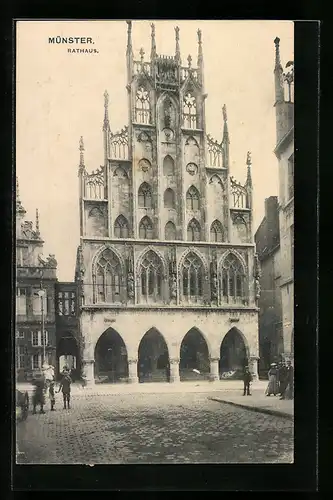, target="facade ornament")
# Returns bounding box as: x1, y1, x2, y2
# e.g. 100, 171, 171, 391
139, 47, 145, 64
255, 278, 261, 303
169, 358, 180, 365
46, 254, 57, 268
175, 26, 181, 64
222, 104, 227, 122
128, 358, 138, 365
35, 208, 40, 237
187, 54, 192, 68
78, 245, 85, 277
210, 249, 218, 300
170, 273, 177, 299
38, 253, 48, 267
126, 244, 135, 298
254, 253, 261, 279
